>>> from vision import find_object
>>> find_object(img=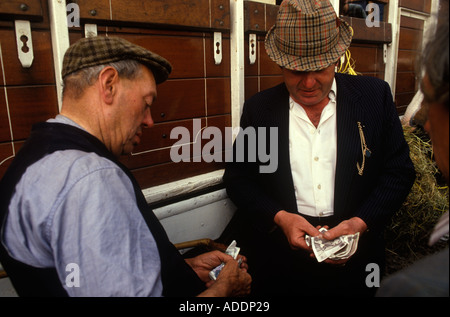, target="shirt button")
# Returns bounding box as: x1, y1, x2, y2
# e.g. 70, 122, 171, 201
314, 157, 319, 162
319, 212, 324, 216
317, 184, 321, 190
